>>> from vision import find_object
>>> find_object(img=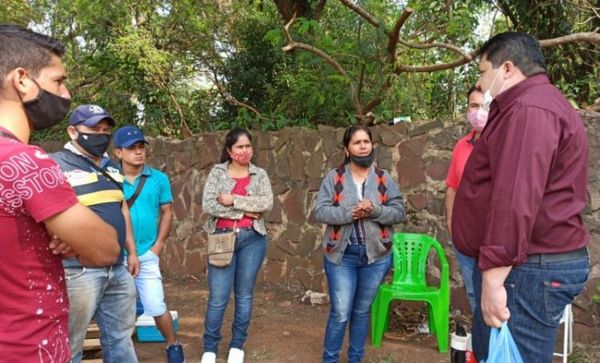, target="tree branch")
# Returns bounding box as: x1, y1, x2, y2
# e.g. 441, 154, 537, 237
539, 32, 600, 47
393, 32, 600, 74
314, 0, 327, 21
209, 68, 264, 120
387, 7, 414, 62
338, 0, 382, 29
357, 63, 365, 102
282, 14, 363, 116
495, 0, 519, 28
397, 39, 473, 60
395, 54, 475, 73
282, 14, 348, 76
